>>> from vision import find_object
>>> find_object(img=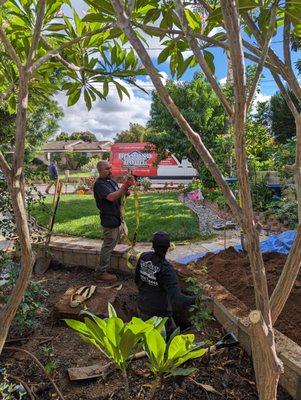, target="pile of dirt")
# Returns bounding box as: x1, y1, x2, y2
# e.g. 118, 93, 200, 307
197, 247, 301, 345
